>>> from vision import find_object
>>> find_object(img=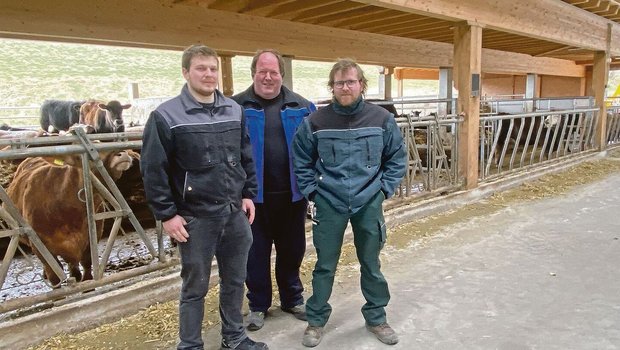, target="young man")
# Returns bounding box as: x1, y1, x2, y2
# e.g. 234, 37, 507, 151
141, 44, 268, 350
232, 49, 316, 331
292, 59, 406, 347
